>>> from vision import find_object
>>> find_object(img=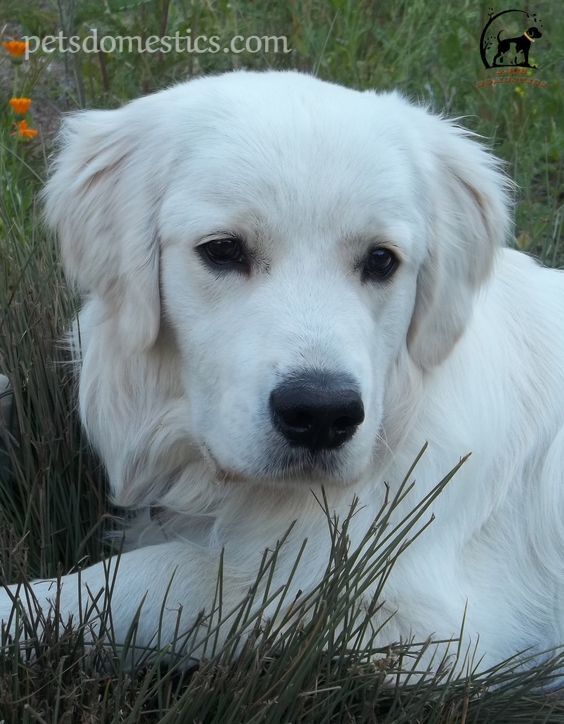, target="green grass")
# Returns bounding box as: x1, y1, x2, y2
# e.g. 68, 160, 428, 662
0, 0, 563, 720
